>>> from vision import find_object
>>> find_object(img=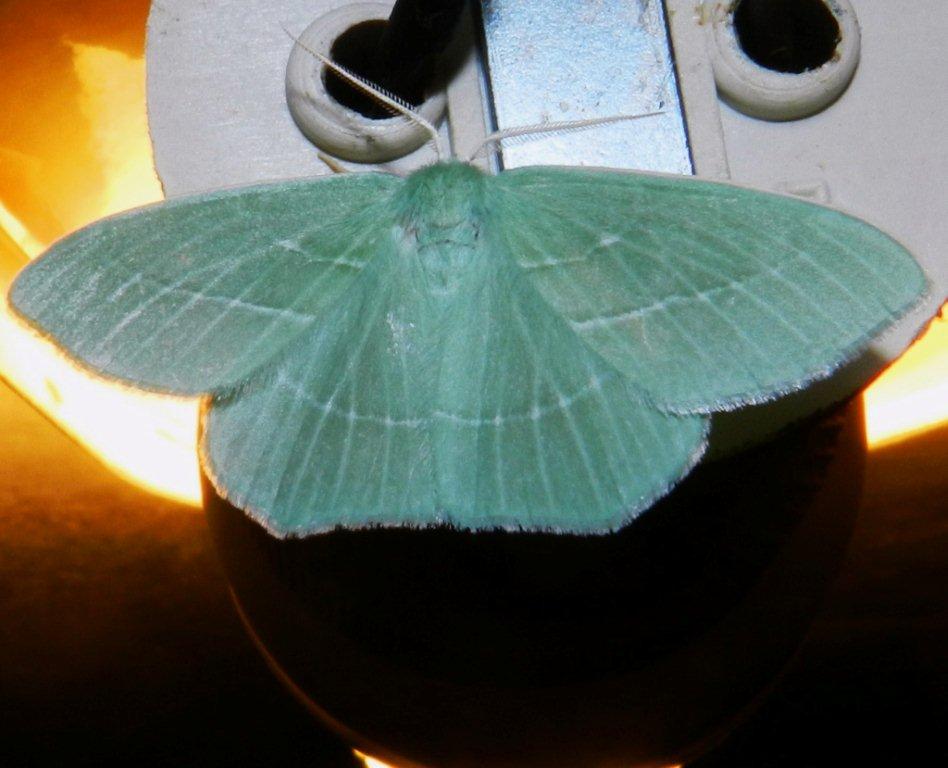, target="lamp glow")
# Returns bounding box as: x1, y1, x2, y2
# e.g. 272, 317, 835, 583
0, 42, 201, 507
863, 312, 948, 448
